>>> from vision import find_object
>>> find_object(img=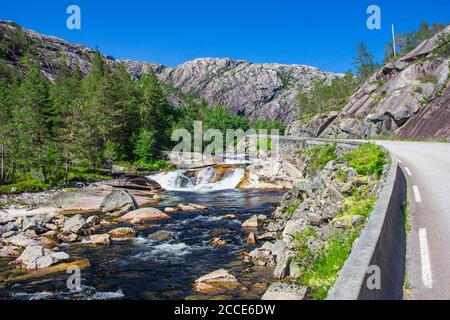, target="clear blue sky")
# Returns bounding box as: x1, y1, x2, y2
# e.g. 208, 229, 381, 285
0, 0, 448, 73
